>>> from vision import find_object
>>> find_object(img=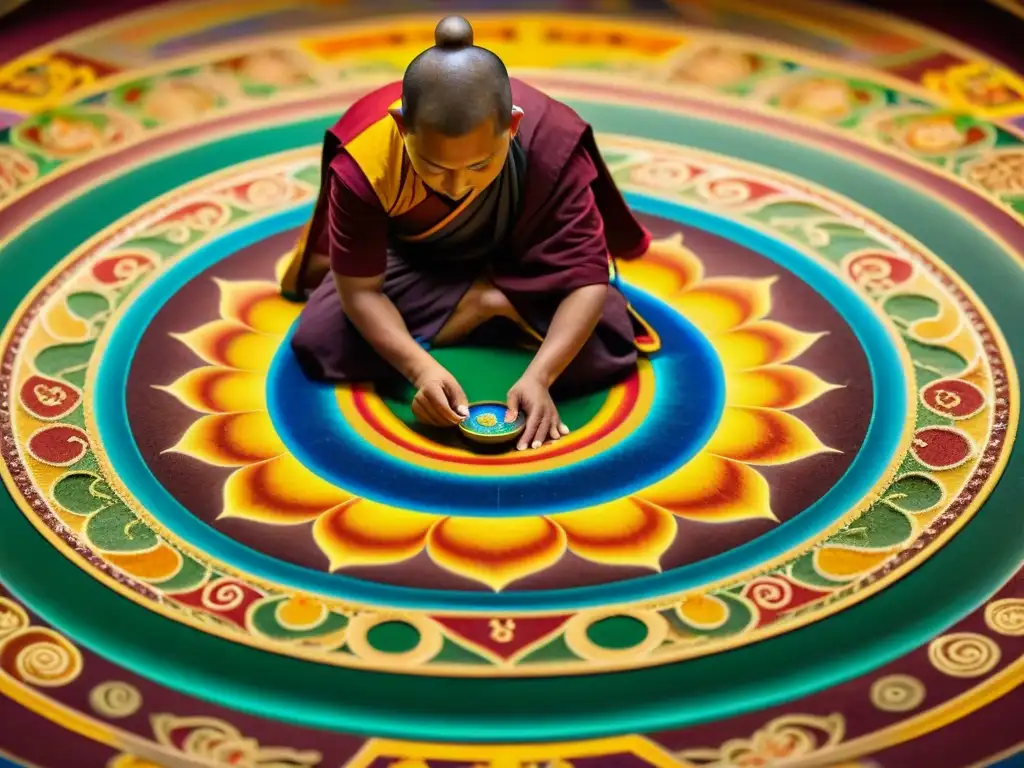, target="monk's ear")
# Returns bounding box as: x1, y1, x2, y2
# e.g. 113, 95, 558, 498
389, 107, 408, 136
509, 106, 524, 138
